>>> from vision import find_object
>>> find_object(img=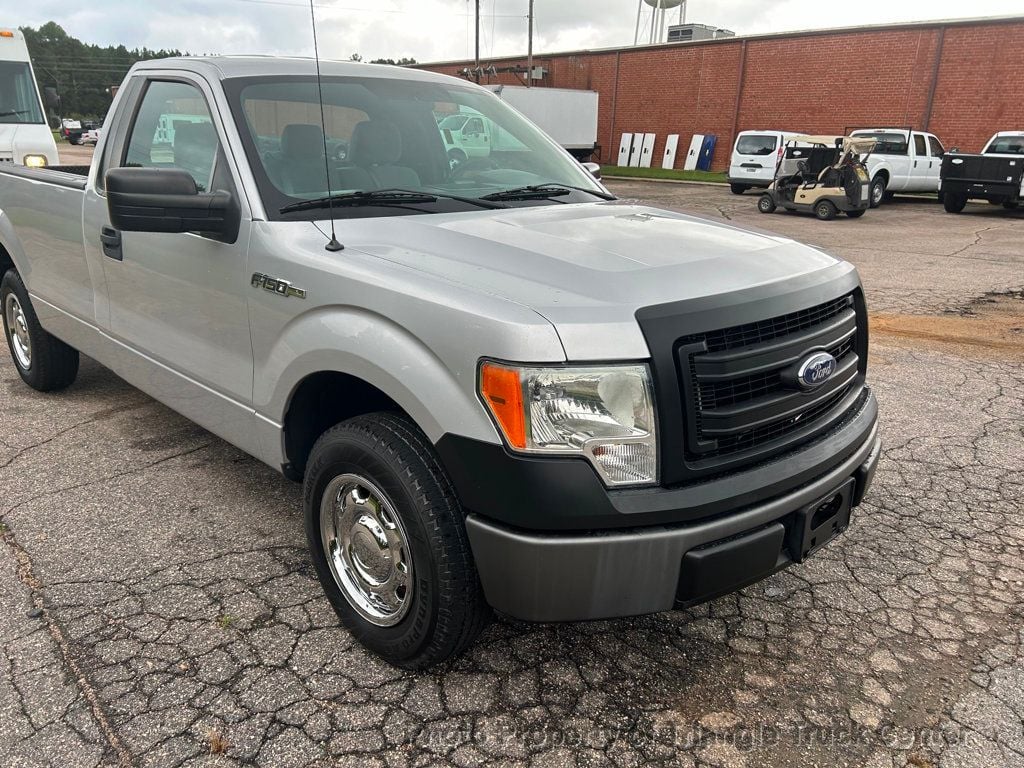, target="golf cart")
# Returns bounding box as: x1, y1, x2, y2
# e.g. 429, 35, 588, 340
757, 135, 877, 220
